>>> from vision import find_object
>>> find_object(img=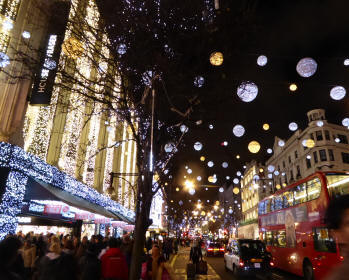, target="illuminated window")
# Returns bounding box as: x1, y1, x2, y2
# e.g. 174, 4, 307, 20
313, 228, 336, 253
282, 191, 294, 208
293, 184, 307, 205
326, 174, 349, 198
0, 32, 10, 53
1, 0, 21, 20
306, 178, 321, 201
